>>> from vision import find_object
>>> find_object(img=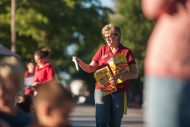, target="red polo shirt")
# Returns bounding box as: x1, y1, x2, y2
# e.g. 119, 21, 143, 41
92, 44, 136, 92
33, 61, 55, 84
